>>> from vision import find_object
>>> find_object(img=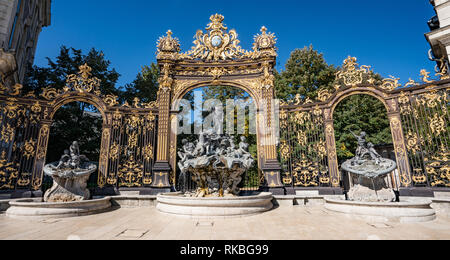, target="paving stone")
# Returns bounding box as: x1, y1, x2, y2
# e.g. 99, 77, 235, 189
116, 229, 150, 239
0, 206, 449, 240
